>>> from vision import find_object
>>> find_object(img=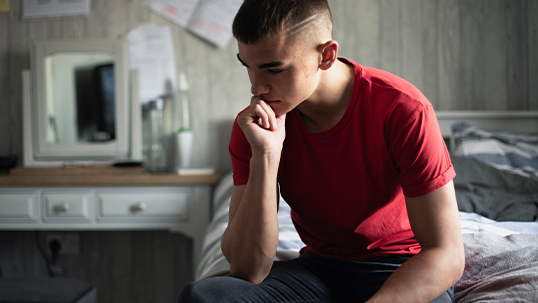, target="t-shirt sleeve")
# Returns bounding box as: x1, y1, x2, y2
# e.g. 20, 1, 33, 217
229, 113, 252, 186
387, 102, 455, 197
